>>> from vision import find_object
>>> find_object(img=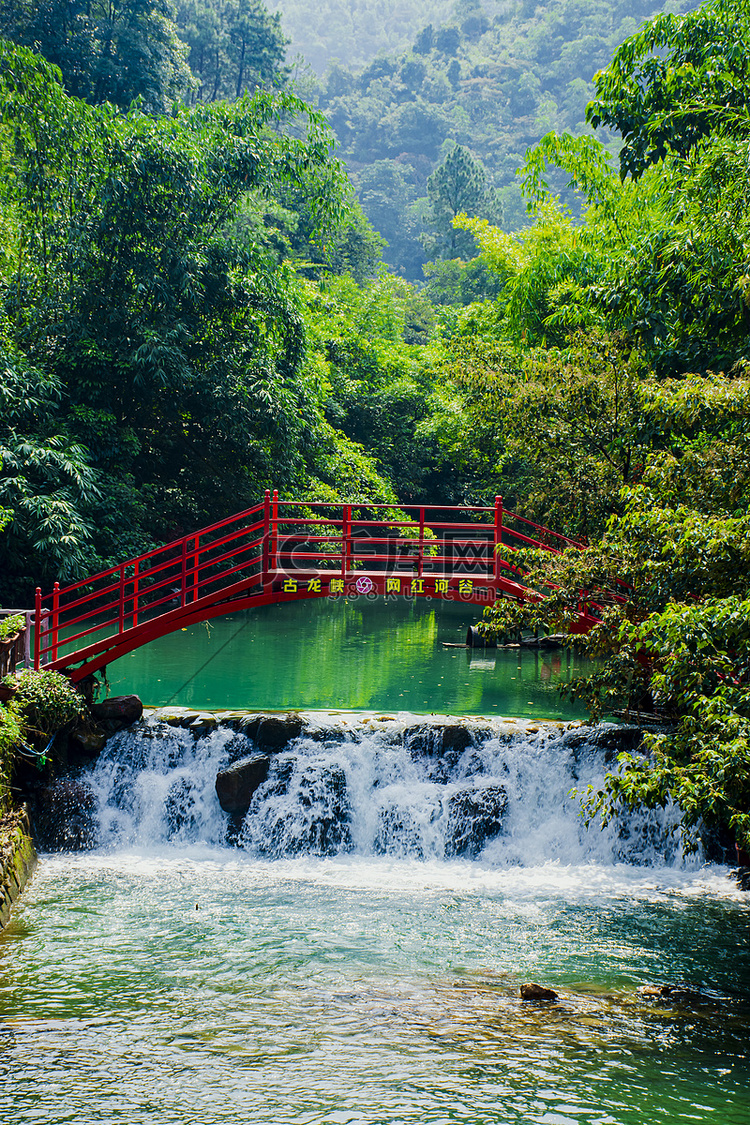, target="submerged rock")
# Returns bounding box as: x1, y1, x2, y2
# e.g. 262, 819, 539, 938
216, 754, 270, 815
520, 983, 558, 1001
637, 984, 714, 1007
